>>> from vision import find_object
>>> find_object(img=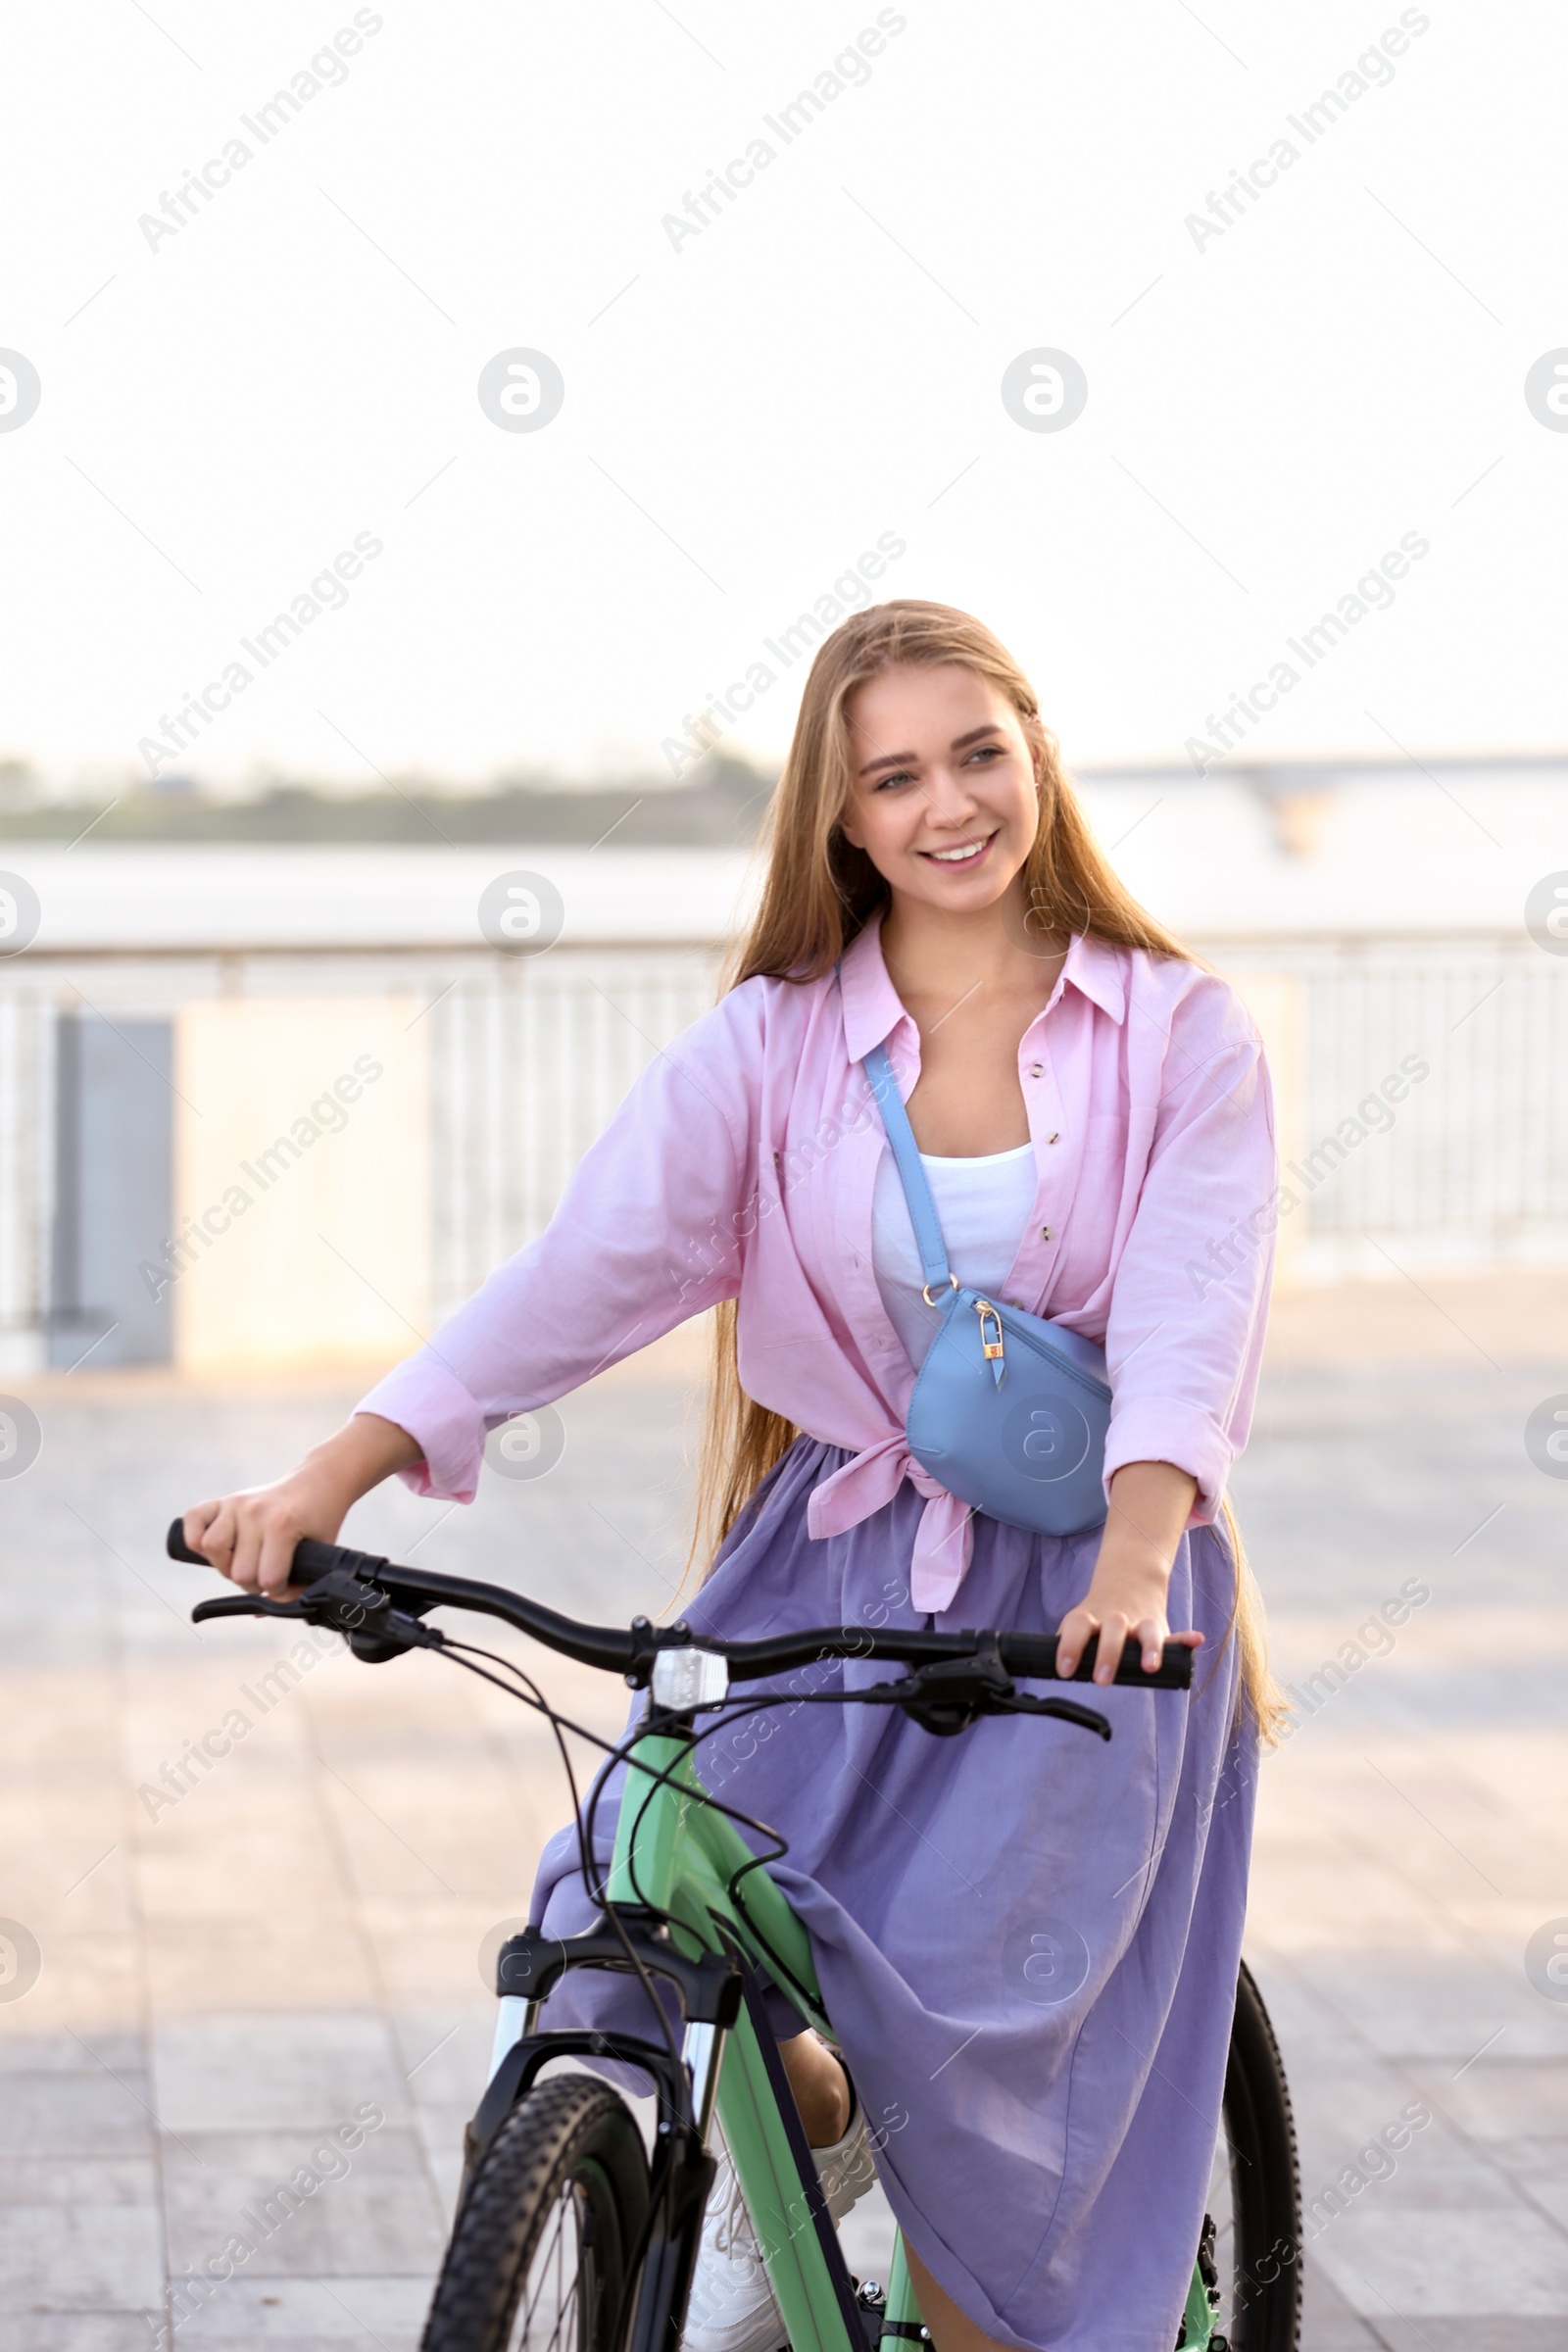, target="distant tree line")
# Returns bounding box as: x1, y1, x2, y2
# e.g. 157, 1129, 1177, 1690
0, 753, 775, 846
